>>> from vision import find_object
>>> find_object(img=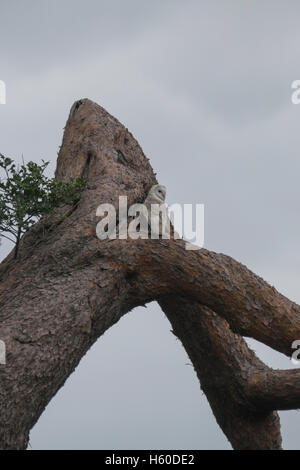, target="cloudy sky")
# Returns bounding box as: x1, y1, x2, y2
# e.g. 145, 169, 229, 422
0, 0, 300, 449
